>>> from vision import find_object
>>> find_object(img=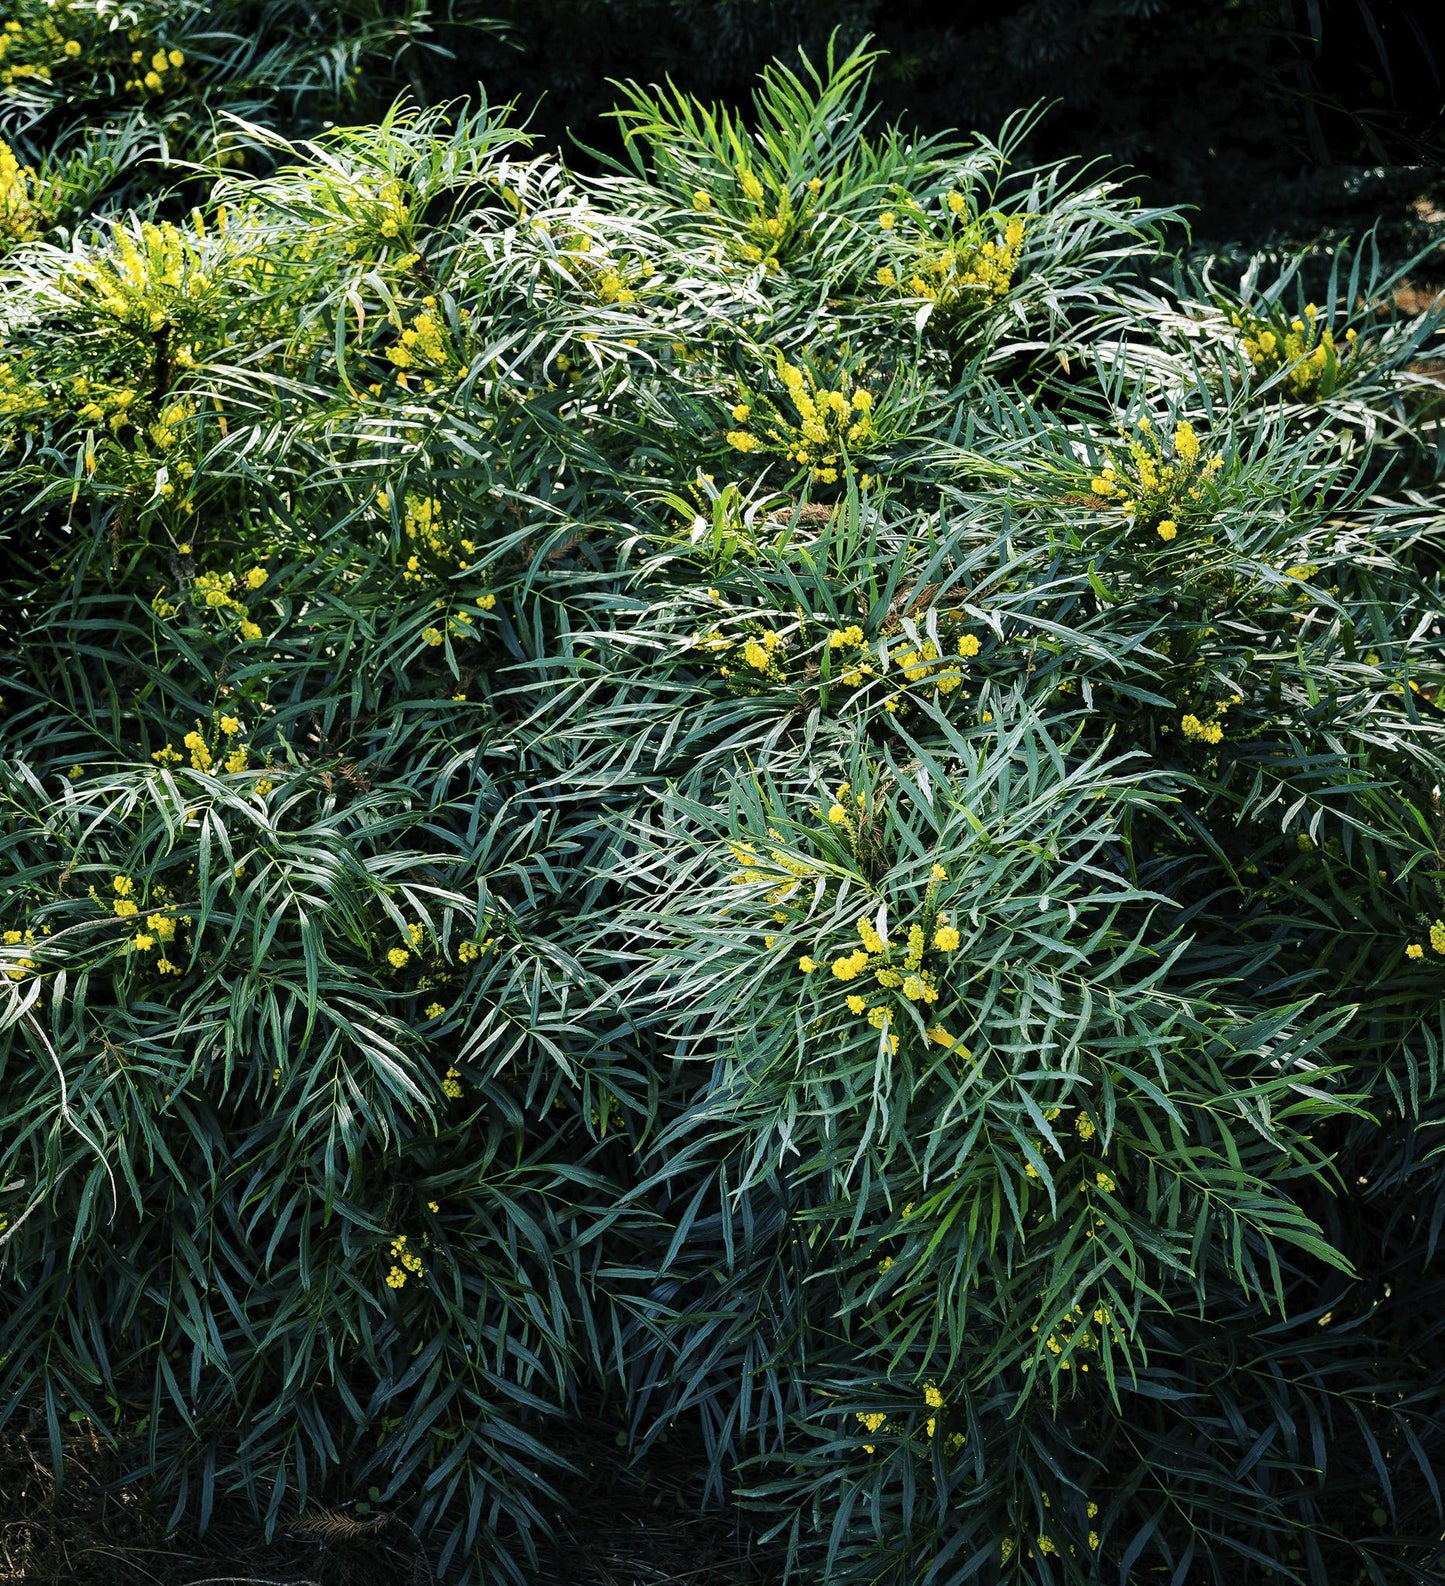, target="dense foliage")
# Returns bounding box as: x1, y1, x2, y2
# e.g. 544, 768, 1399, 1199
3, 38, 1445, 1586
0, 0, 472, 230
